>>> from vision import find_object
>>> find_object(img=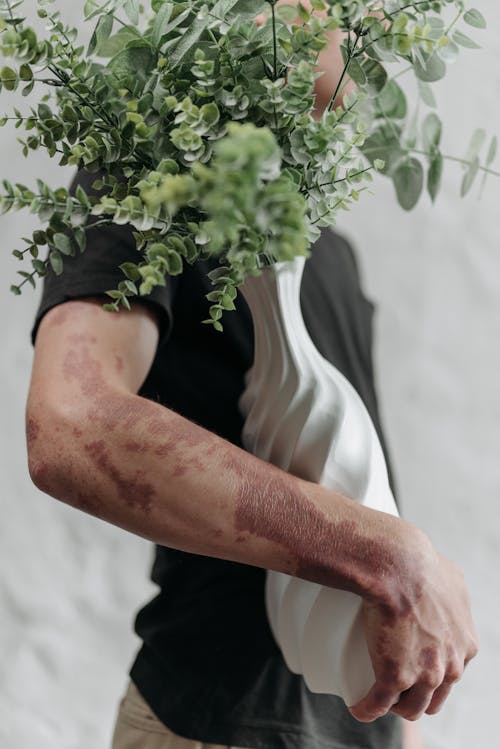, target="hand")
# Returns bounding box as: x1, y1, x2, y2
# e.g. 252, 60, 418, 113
349, 528, 479, 722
